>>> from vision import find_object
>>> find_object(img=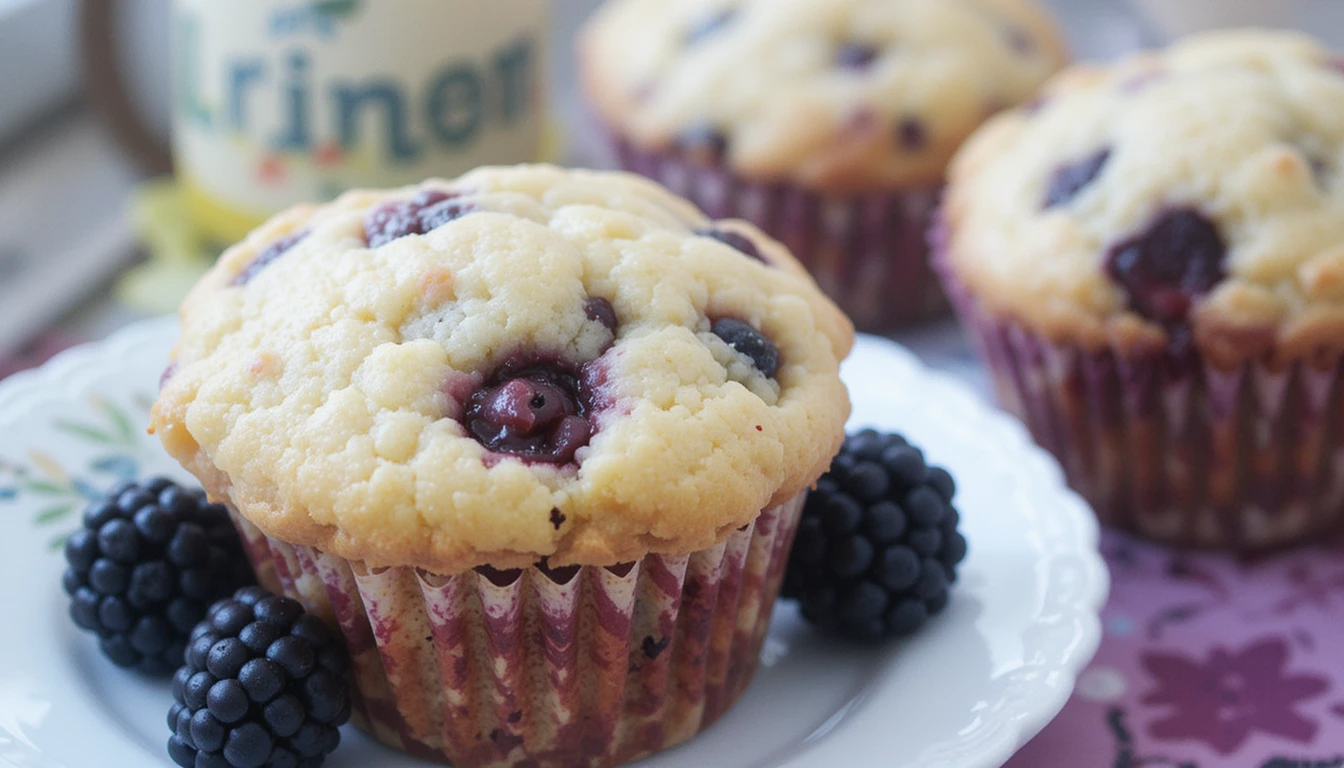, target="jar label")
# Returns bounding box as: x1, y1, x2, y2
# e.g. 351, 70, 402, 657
172, 0, 547, 241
